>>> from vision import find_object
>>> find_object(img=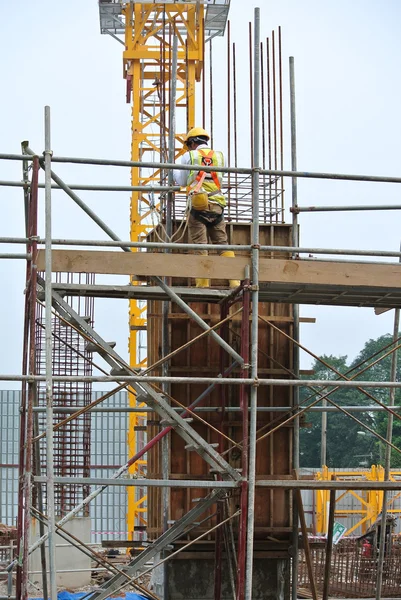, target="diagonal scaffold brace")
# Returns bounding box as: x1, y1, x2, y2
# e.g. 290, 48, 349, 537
82, 490, 226, 600
36, 274, 241, 482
